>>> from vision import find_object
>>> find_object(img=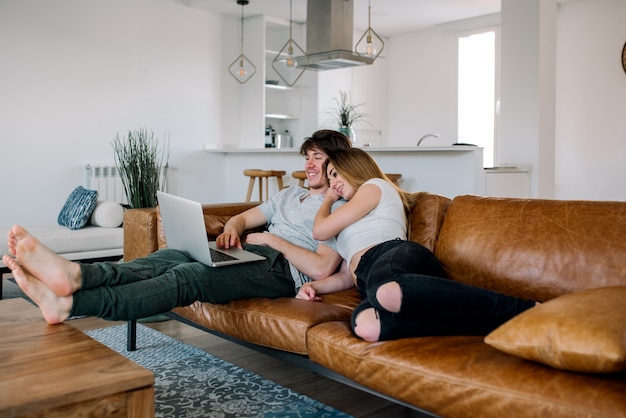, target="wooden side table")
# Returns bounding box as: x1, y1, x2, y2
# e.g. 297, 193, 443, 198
0, 298, 154, 417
